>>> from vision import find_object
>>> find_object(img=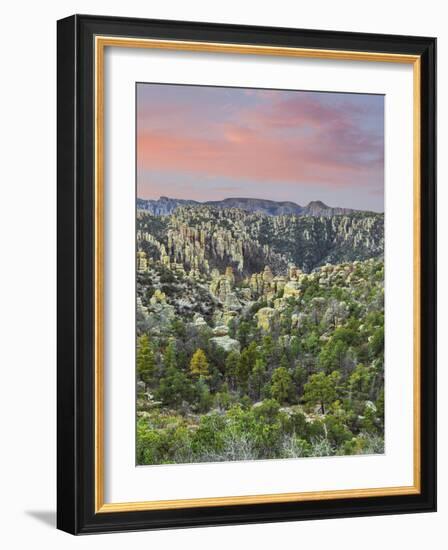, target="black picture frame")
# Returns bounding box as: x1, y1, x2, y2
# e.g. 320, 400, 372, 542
57, 14, 436, 535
